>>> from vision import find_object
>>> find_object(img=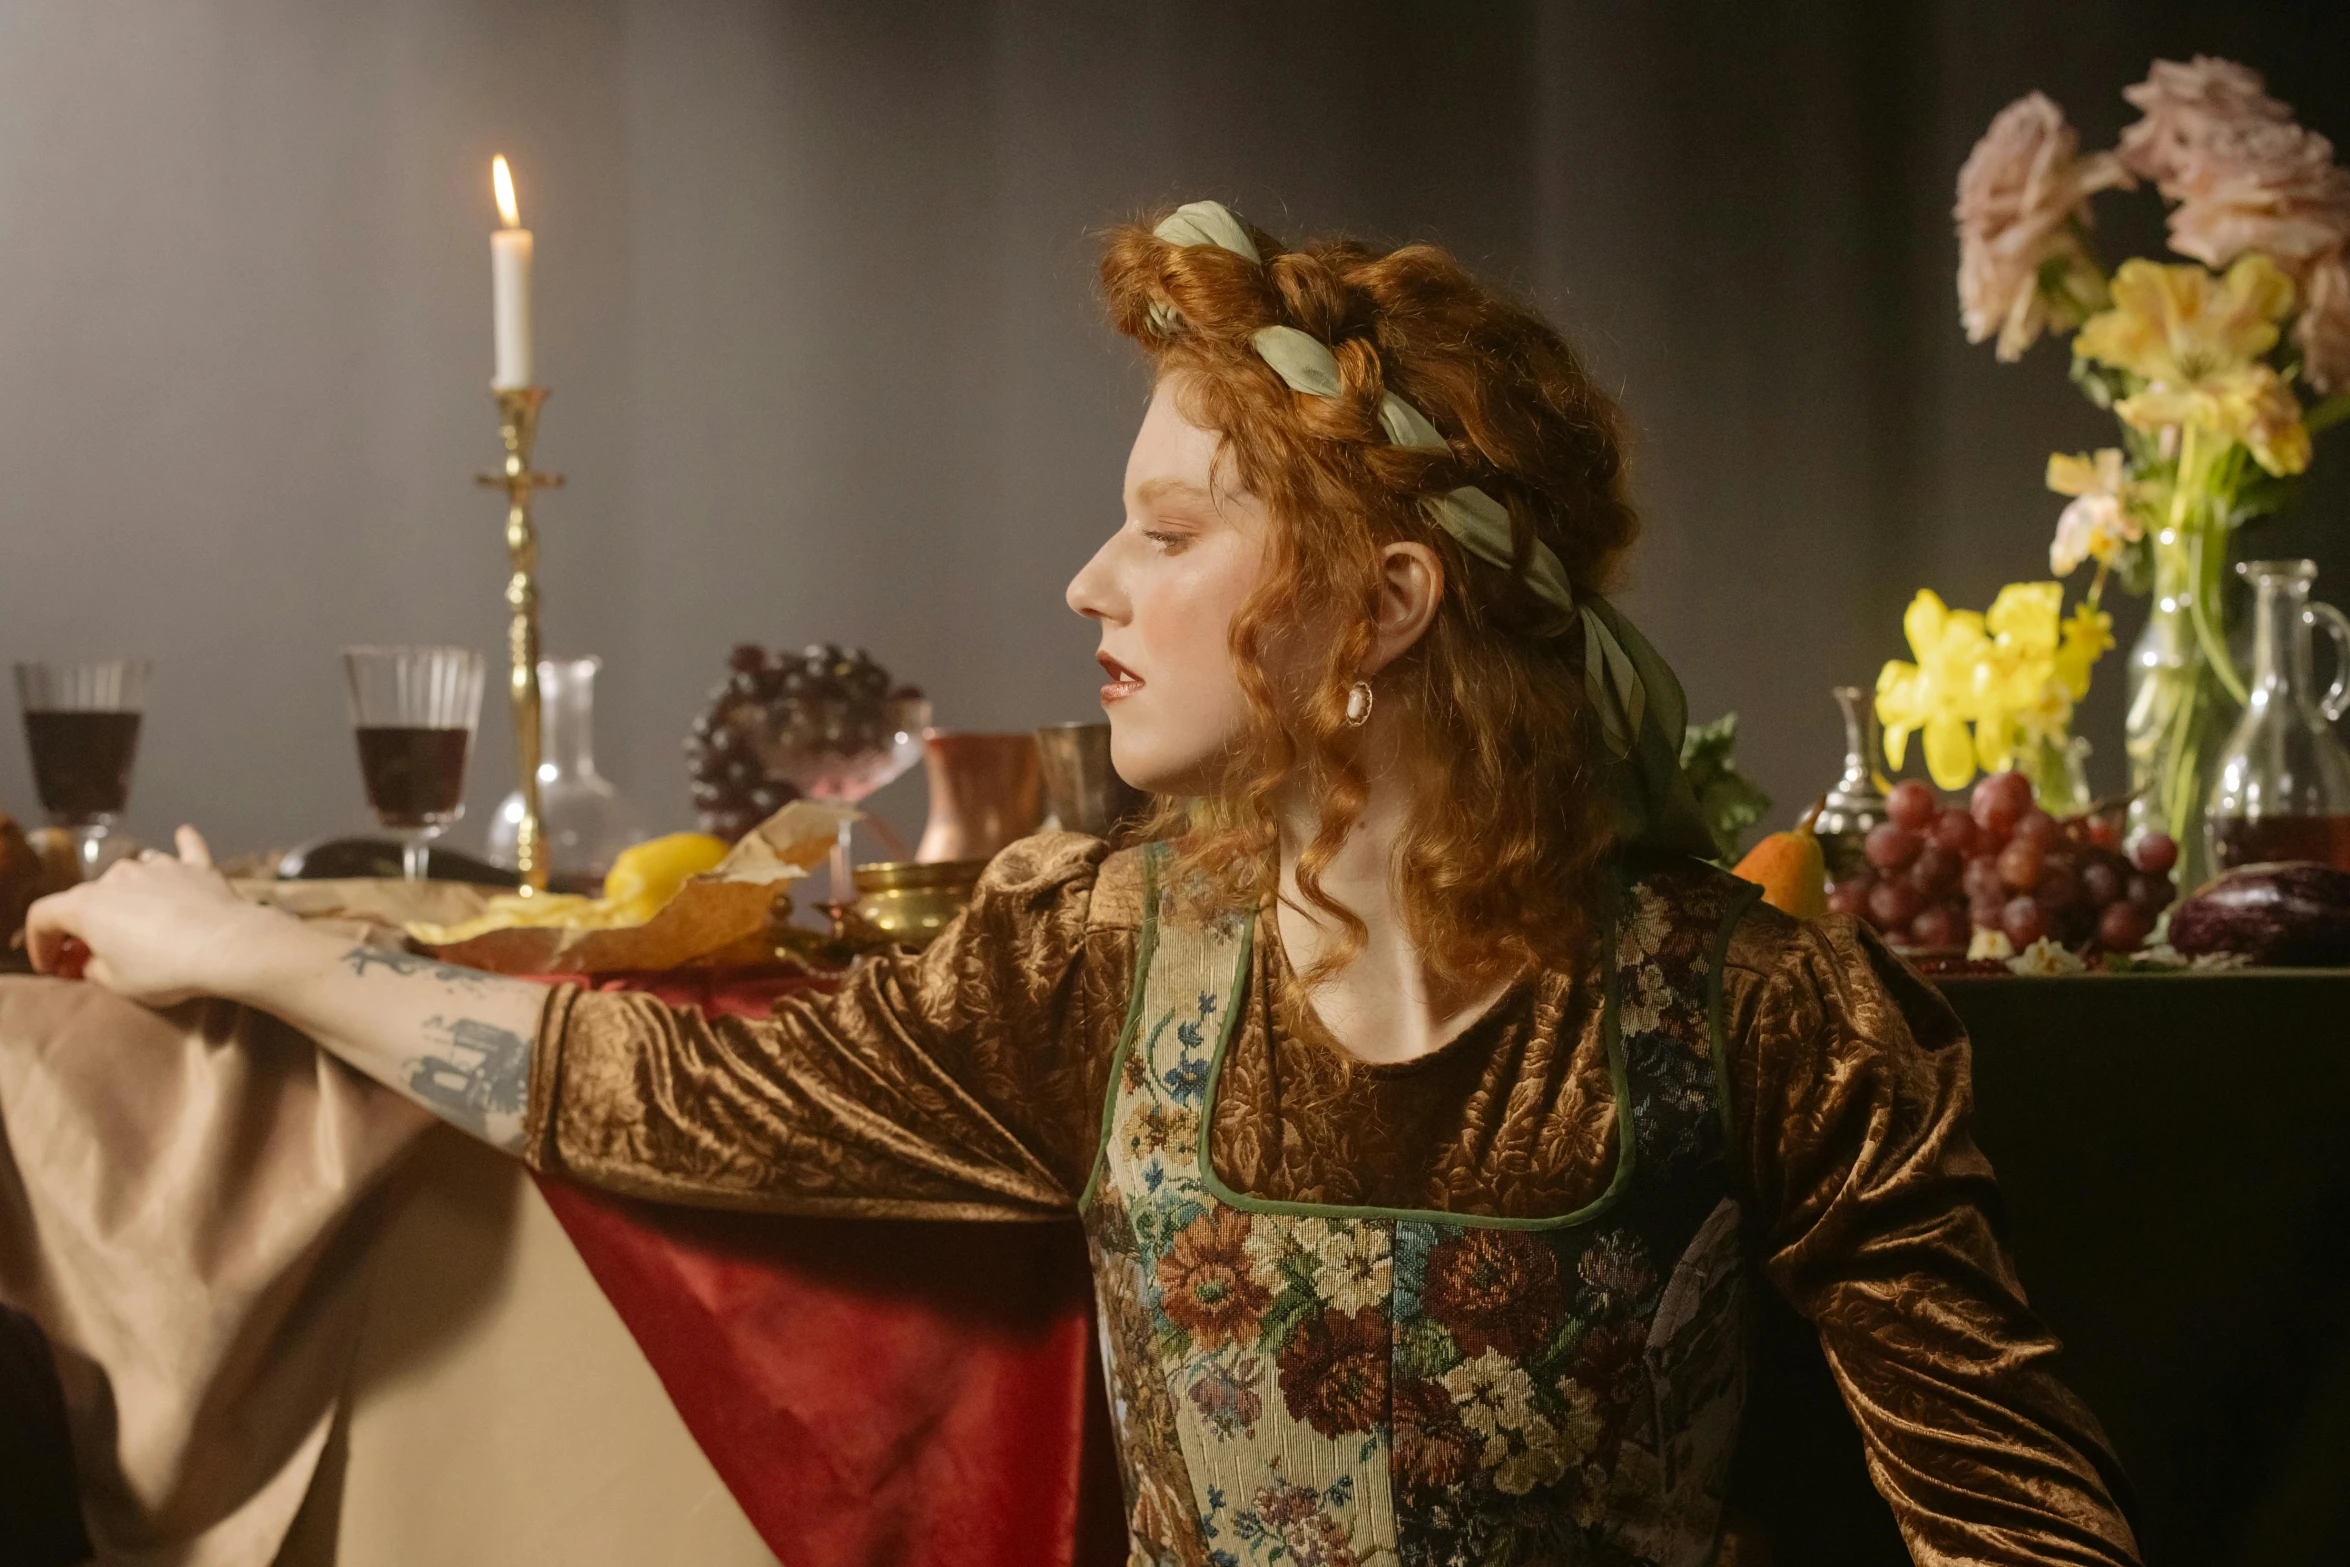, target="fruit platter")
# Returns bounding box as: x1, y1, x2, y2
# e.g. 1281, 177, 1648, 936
1836, 770, 2179, 969
1735, 762, 2350, 977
